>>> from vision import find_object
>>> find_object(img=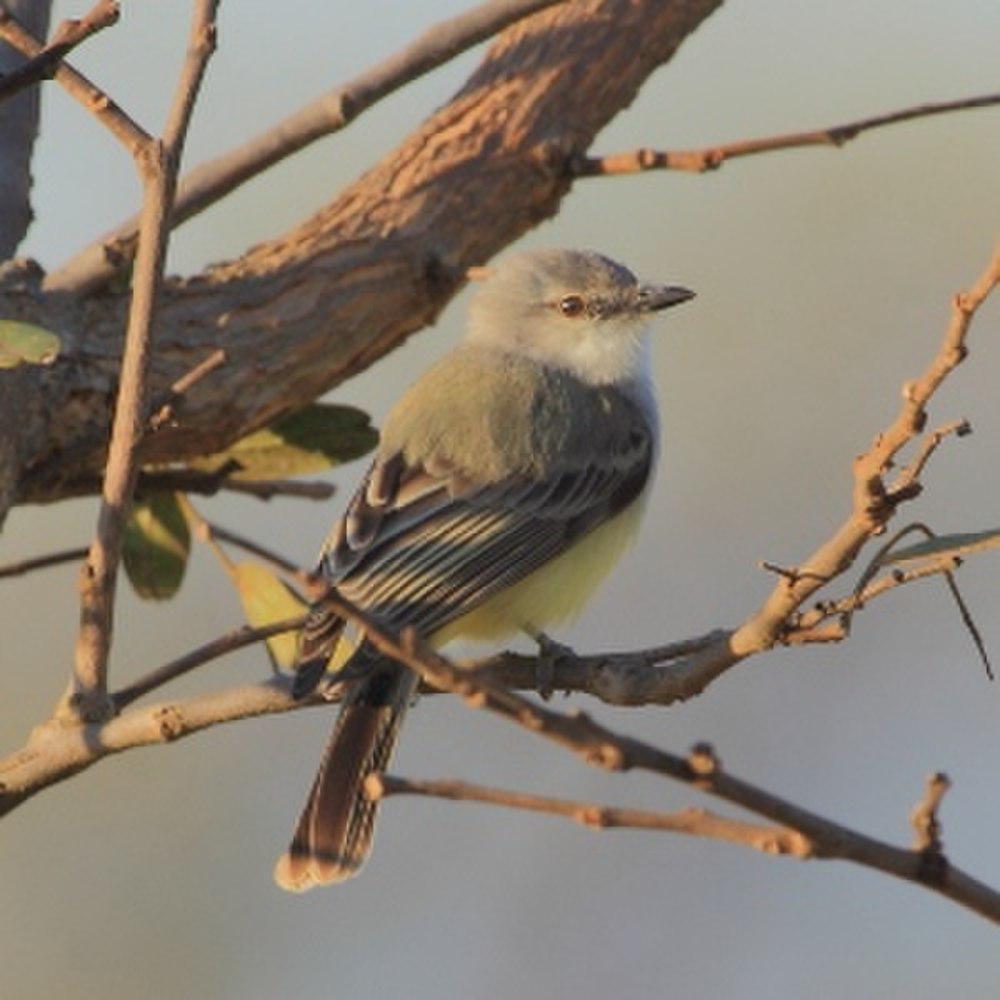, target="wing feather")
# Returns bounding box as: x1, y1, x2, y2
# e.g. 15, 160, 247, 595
299, 389, 653, 677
